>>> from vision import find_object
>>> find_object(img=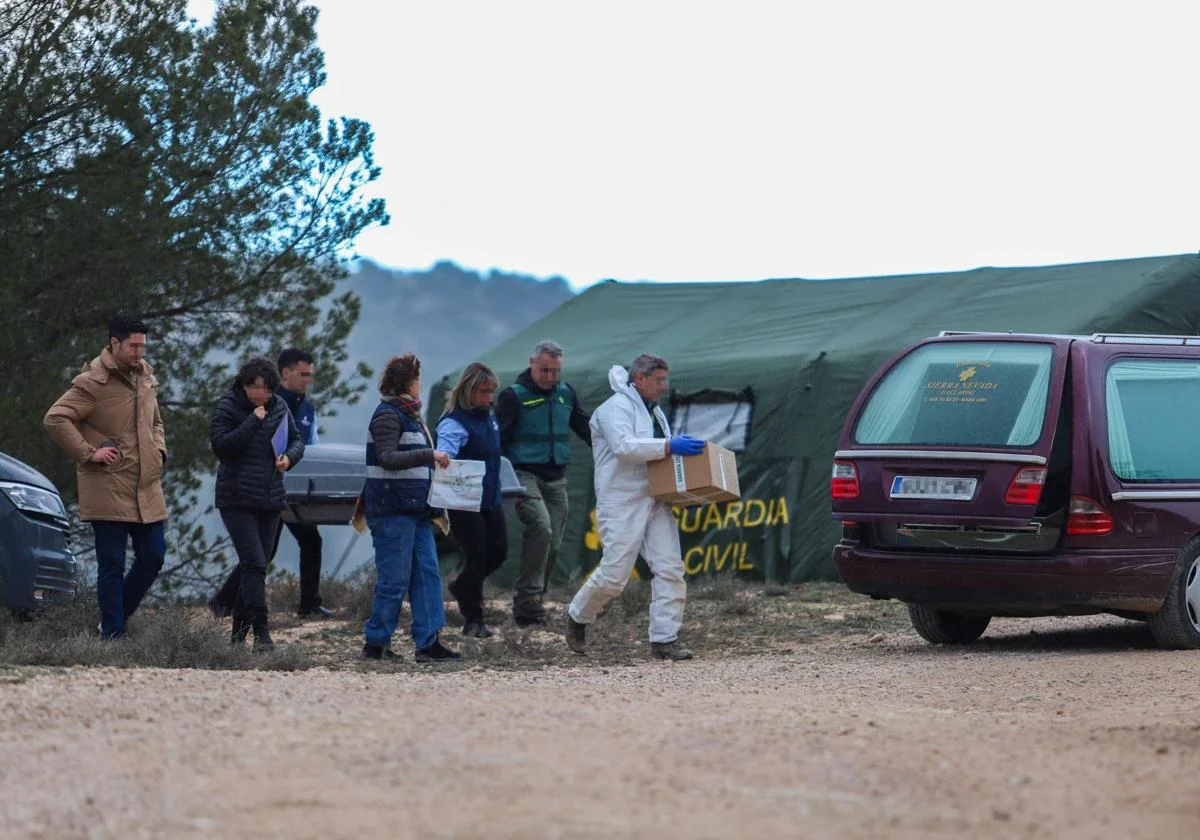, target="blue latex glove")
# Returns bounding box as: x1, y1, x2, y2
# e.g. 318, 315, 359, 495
668, 435, 705, 456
